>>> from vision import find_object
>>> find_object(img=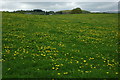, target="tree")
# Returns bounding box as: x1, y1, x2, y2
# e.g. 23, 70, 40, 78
33, 9, 43, 12
71, 8, 82, 14
49, 11, 54, 15
55, 11, 62, 14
